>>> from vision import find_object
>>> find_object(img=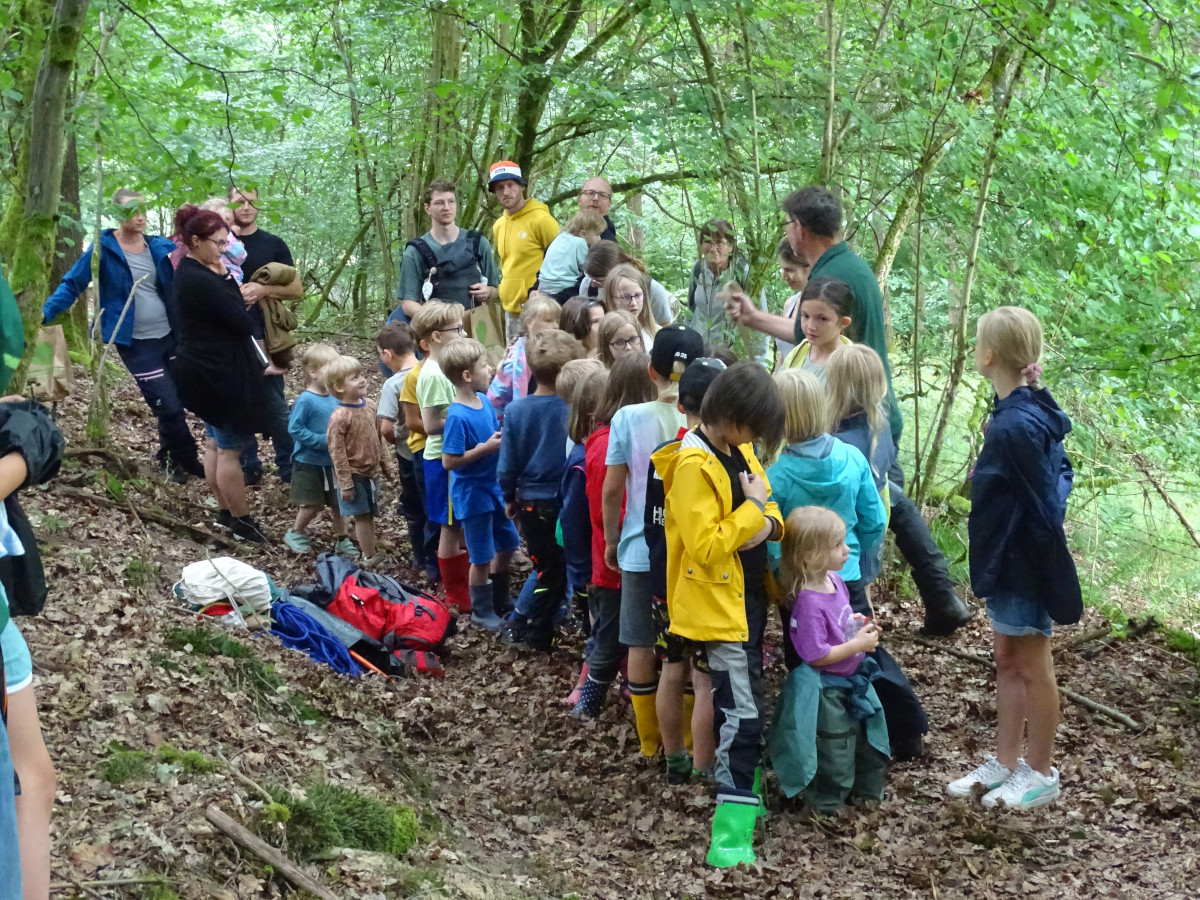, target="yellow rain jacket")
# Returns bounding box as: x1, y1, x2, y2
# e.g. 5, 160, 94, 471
653, 434, 783, 644
492, 199, 560, 316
